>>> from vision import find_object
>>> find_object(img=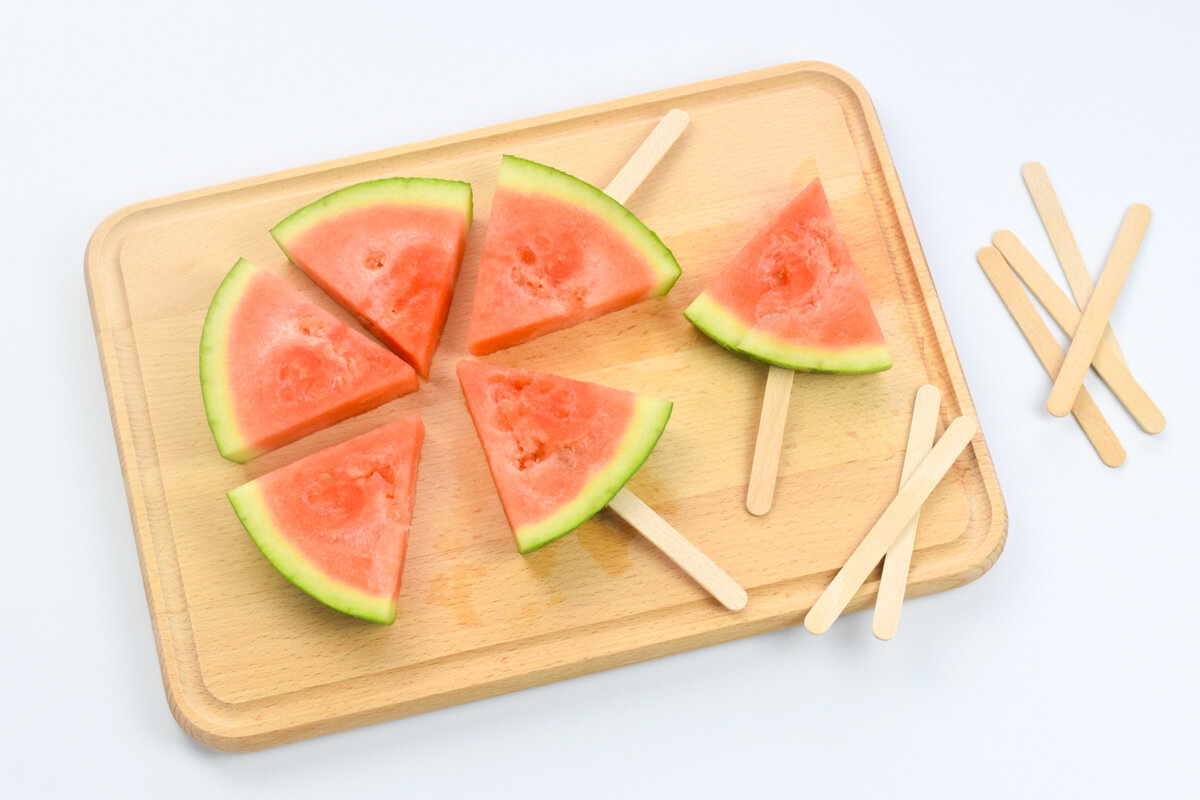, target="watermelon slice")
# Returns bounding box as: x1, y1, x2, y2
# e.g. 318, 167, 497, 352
684, 178, 892, 373
466, 156, 681, 355
200, 258, 418, 463
270, 178, 472, 377
227, 416, 424, 624
457, 360, 672, 553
